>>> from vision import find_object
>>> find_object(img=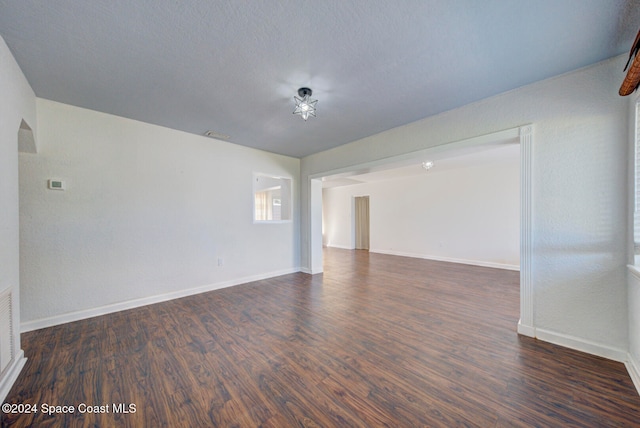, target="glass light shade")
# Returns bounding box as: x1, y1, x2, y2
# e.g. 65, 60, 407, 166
422, 161, 434, 170
293, 89, 317, 121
